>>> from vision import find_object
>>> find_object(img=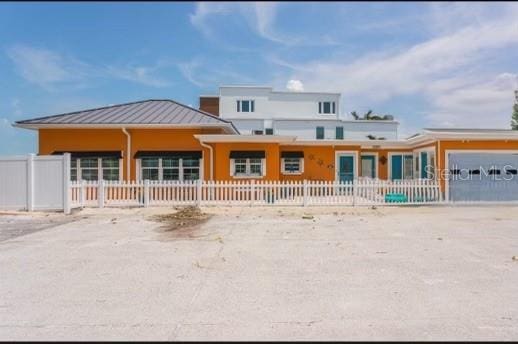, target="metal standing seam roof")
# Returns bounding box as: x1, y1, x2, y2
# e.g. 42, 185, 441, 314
14, 99, 238, 131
